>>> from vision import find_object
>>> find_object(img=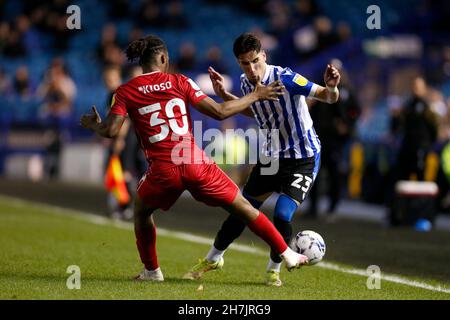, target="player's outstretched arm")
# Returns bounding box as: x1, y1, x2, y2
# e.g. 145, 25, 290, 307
80, 106, 126, 138
194, 80, 285, 120
208, 66, 239, 101
312, 64, 340, 104
208, 66, 253, 118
